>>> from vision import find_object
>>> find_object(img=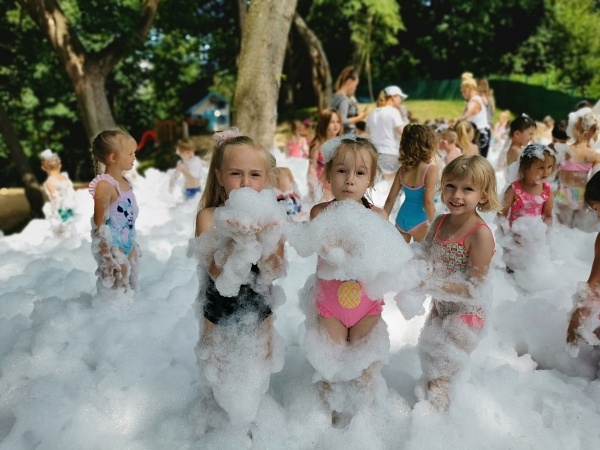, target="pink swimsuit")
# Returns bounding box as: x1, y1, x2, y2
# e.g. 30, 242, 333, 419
315, 200, 384, 328
508, 181, 551, 226
431, 215, 490, 328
